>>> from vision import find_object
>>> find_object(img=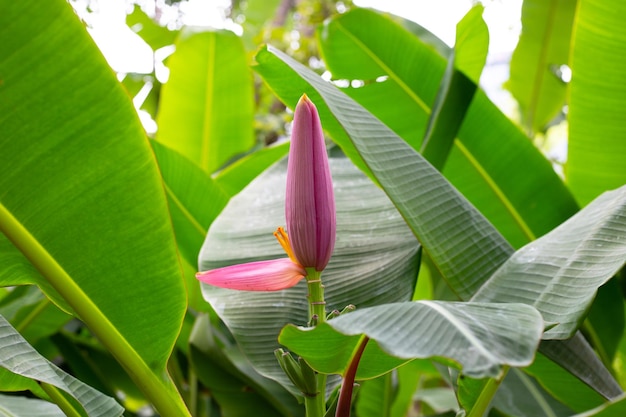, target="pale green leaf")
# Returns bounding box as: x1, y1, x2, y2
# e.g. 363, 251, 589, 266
568, 0, 626, 205
156, 29, 255, 173
454, 4, 488, 83
506, 0, 576, 133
